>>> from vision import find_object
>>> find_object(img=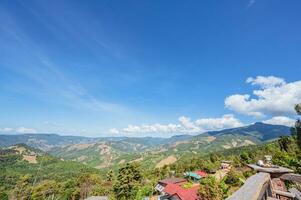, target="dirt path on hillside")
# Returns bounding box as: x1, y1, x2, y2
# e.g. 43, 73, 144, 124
155, 155, 177, 168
